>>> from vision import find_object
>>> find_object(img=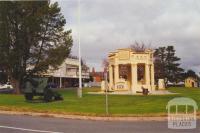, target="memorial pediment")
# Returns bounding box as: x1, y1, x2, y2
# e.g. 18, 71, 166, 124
118, 51, 130, 60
